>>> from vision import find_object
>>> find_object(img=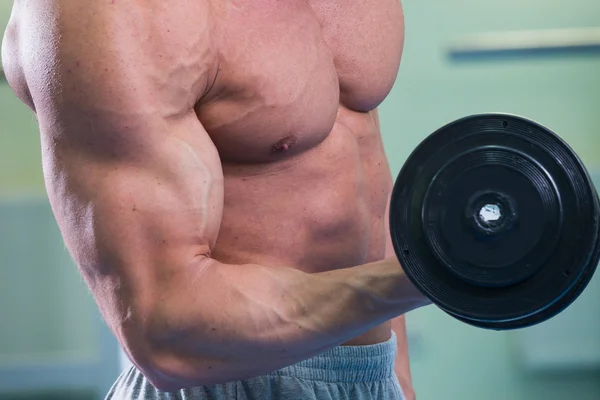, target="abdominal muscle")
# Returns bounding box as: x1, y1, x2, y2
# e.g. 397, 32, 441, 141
211, 106, 394, 346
